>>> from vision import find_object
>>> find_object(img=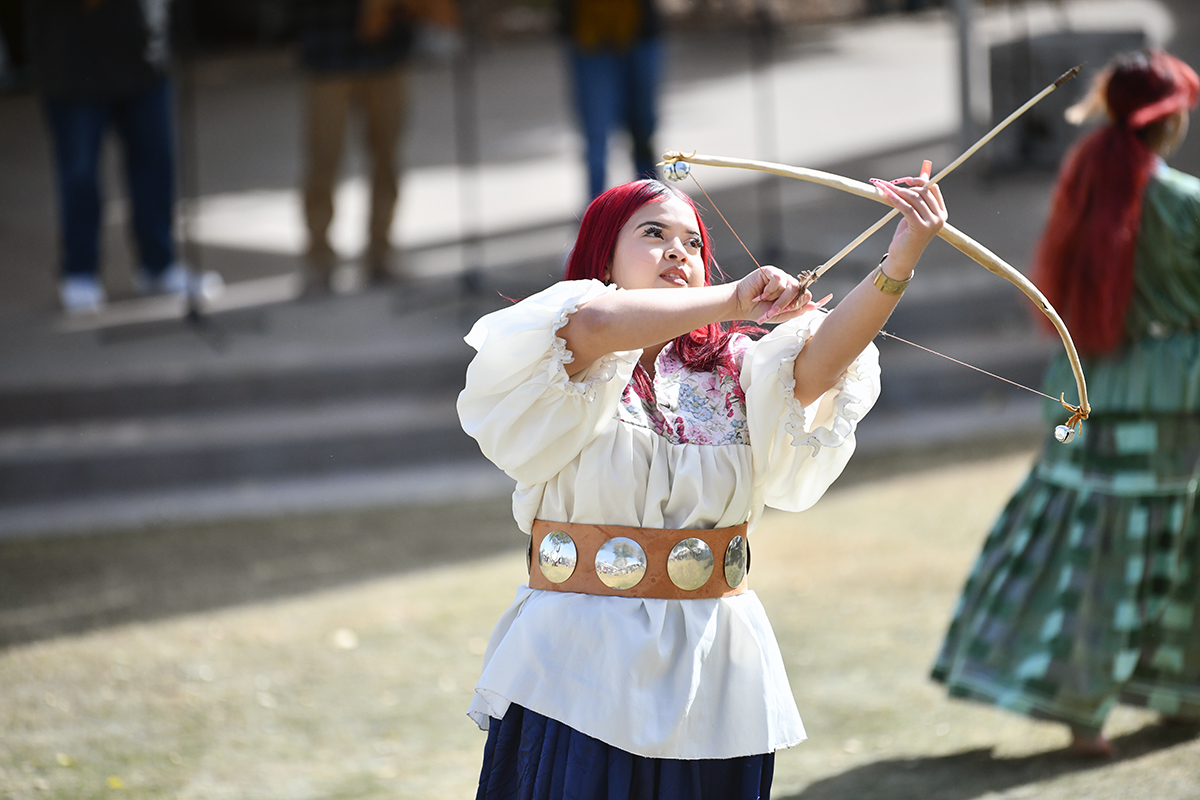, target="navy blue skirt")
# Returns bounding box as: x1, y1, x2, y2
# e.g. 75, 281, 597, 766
476, 704, 775, 800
